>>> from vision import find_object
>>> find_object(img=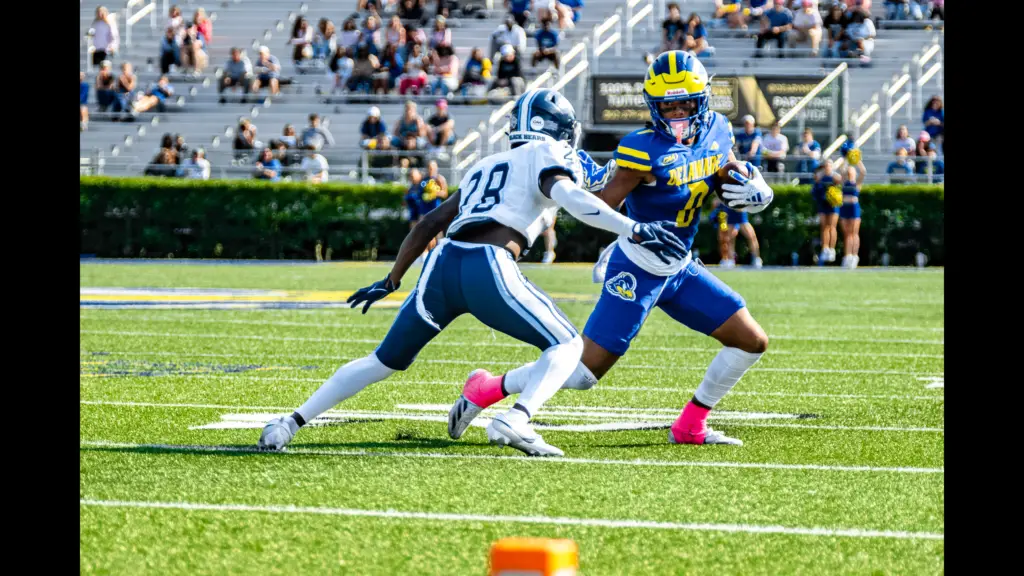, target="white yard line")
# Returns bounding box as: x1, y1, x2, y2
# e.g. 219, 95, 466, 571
80, 440, 944, 474
78, 498, 944, 540
79, 312, 946, 334
79, 327, 945, 349
79, 400, 944, 433
80, 349, 943, 377
79, 371, 945, 401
